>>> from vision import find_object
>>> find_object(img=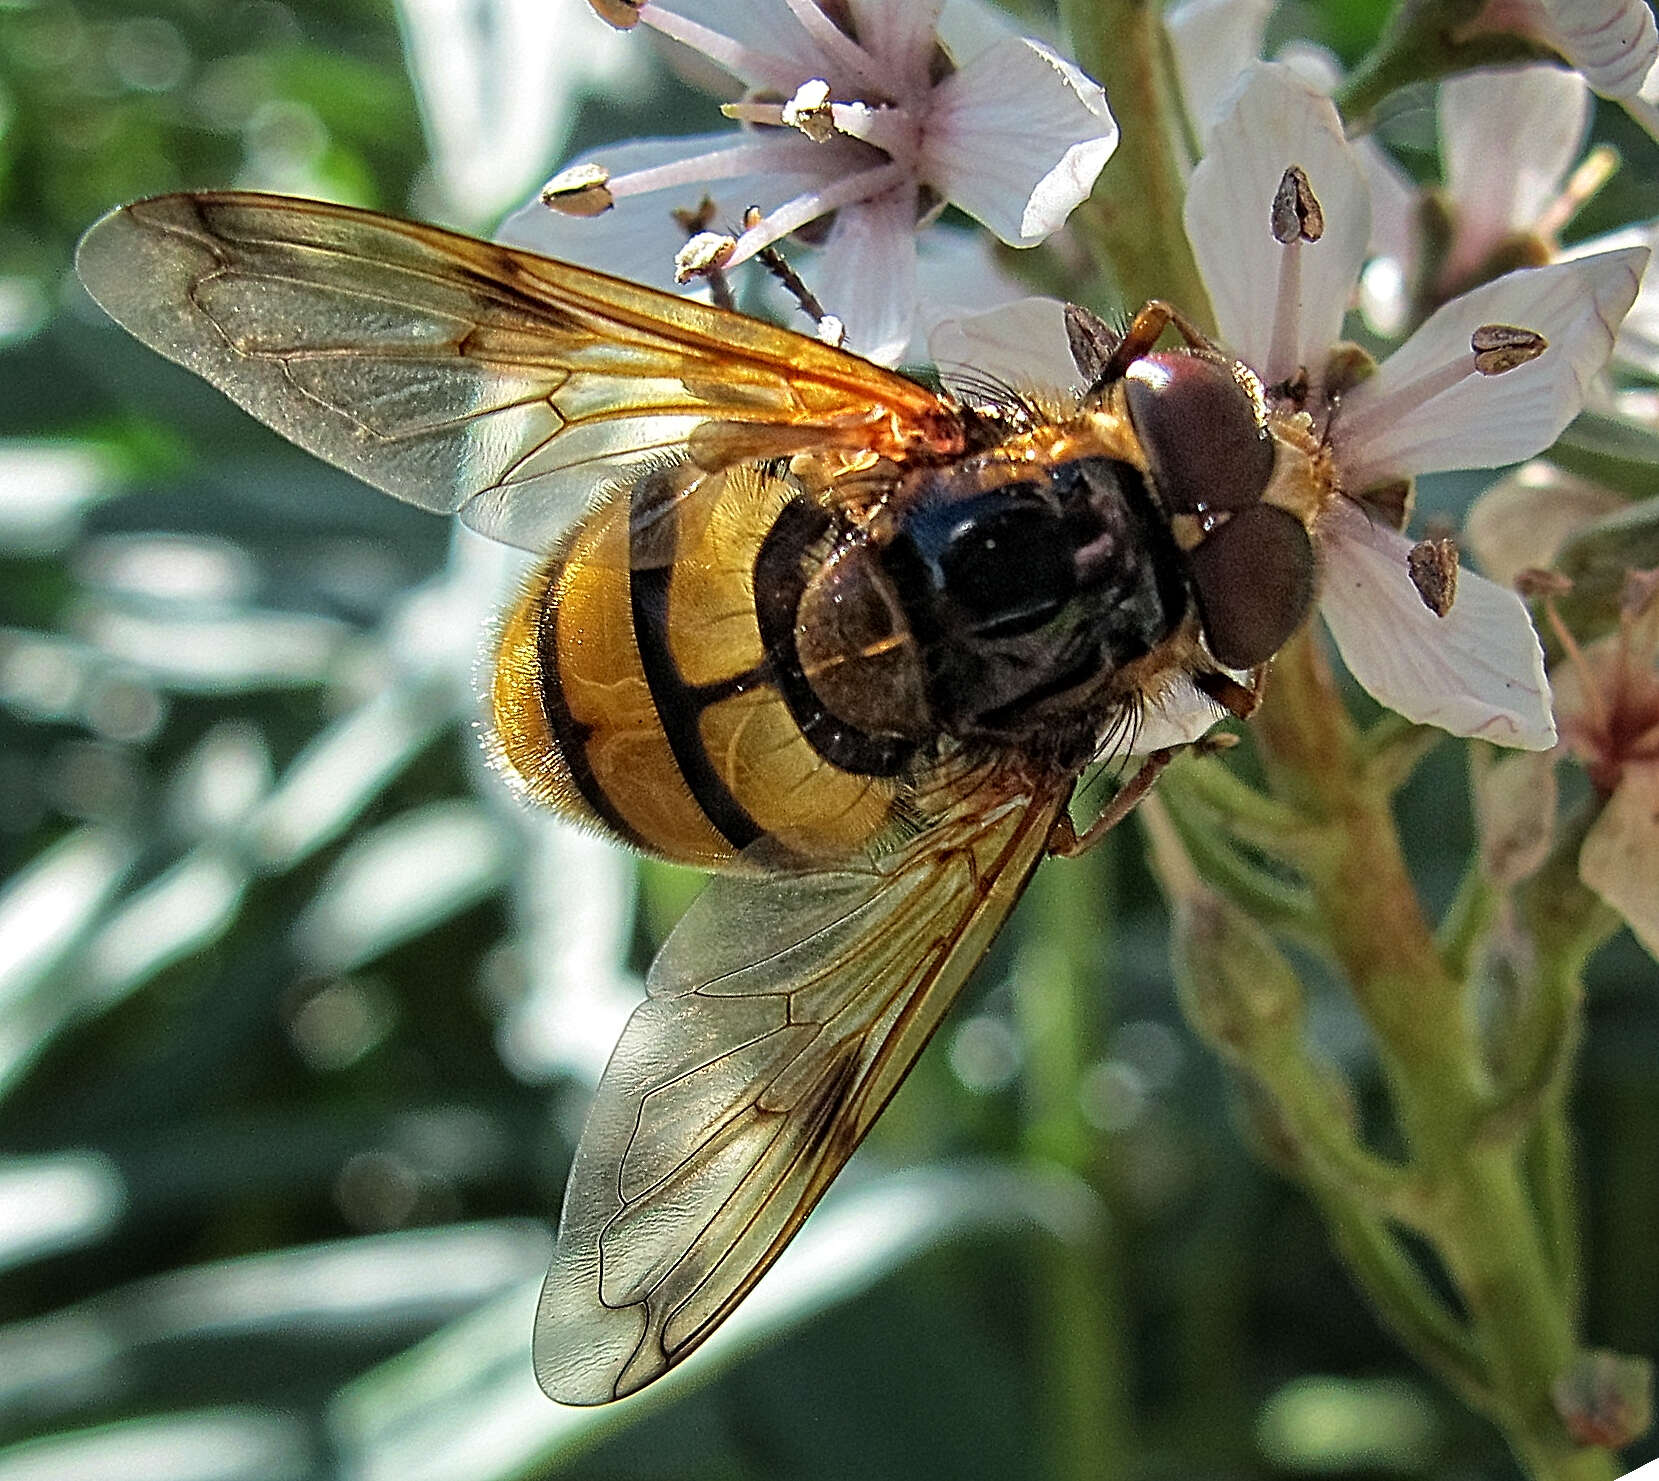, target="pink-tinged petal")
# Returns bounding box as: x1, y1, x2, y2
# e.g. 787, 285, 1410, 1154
925, 37, 1117, 246
1133, 680, 1224, 752
927, 297, 1080, 394
642, 0, 824, 93
846, 0, 945, 92
1539, 0, 1658, 99
1331, 248, 1648, 486
1165, 0, 1273, 135
1463, 461, 1630, 588
807, 189, 919, 366
1580, 762, 1659, 959
1317, 499, 1556, 749
1185, 62, 1369, 383
1440, 66, 1589, 269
